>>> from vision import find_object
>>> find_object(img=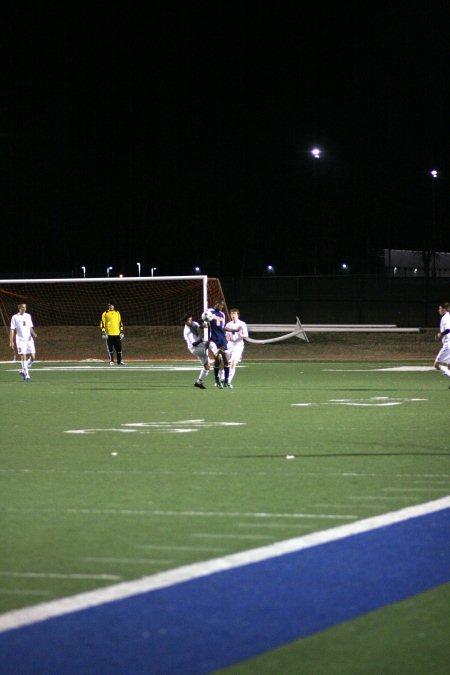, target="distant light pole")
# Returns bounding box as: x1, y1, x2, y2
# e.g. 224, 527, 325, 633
81, 266, 86, 278
150, 267, 157, 277
310, 147, 322, 274
194, 266, 201, 274
107, 266, 113, 277
137, 262, 141, 277
430, 169, 439, 277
